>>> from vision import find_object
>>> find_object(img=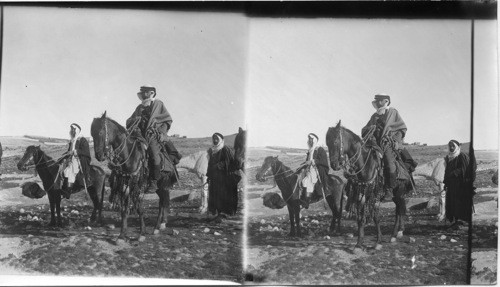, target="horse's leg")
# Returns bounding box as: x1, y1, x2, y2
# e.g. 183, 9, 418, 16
56, 192, 62, 227
119, 196, 129, 239
98, 177, 106, 223
326, 195, 341, 235
295, 202, 302, 237
48, 192, 56, 226
154, 187, 164, 232
137, 197, 146, 236
355, 217, 365, 250
286, 204, 295, 237
87, 186, 99, 223
374, 210, 382, 247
